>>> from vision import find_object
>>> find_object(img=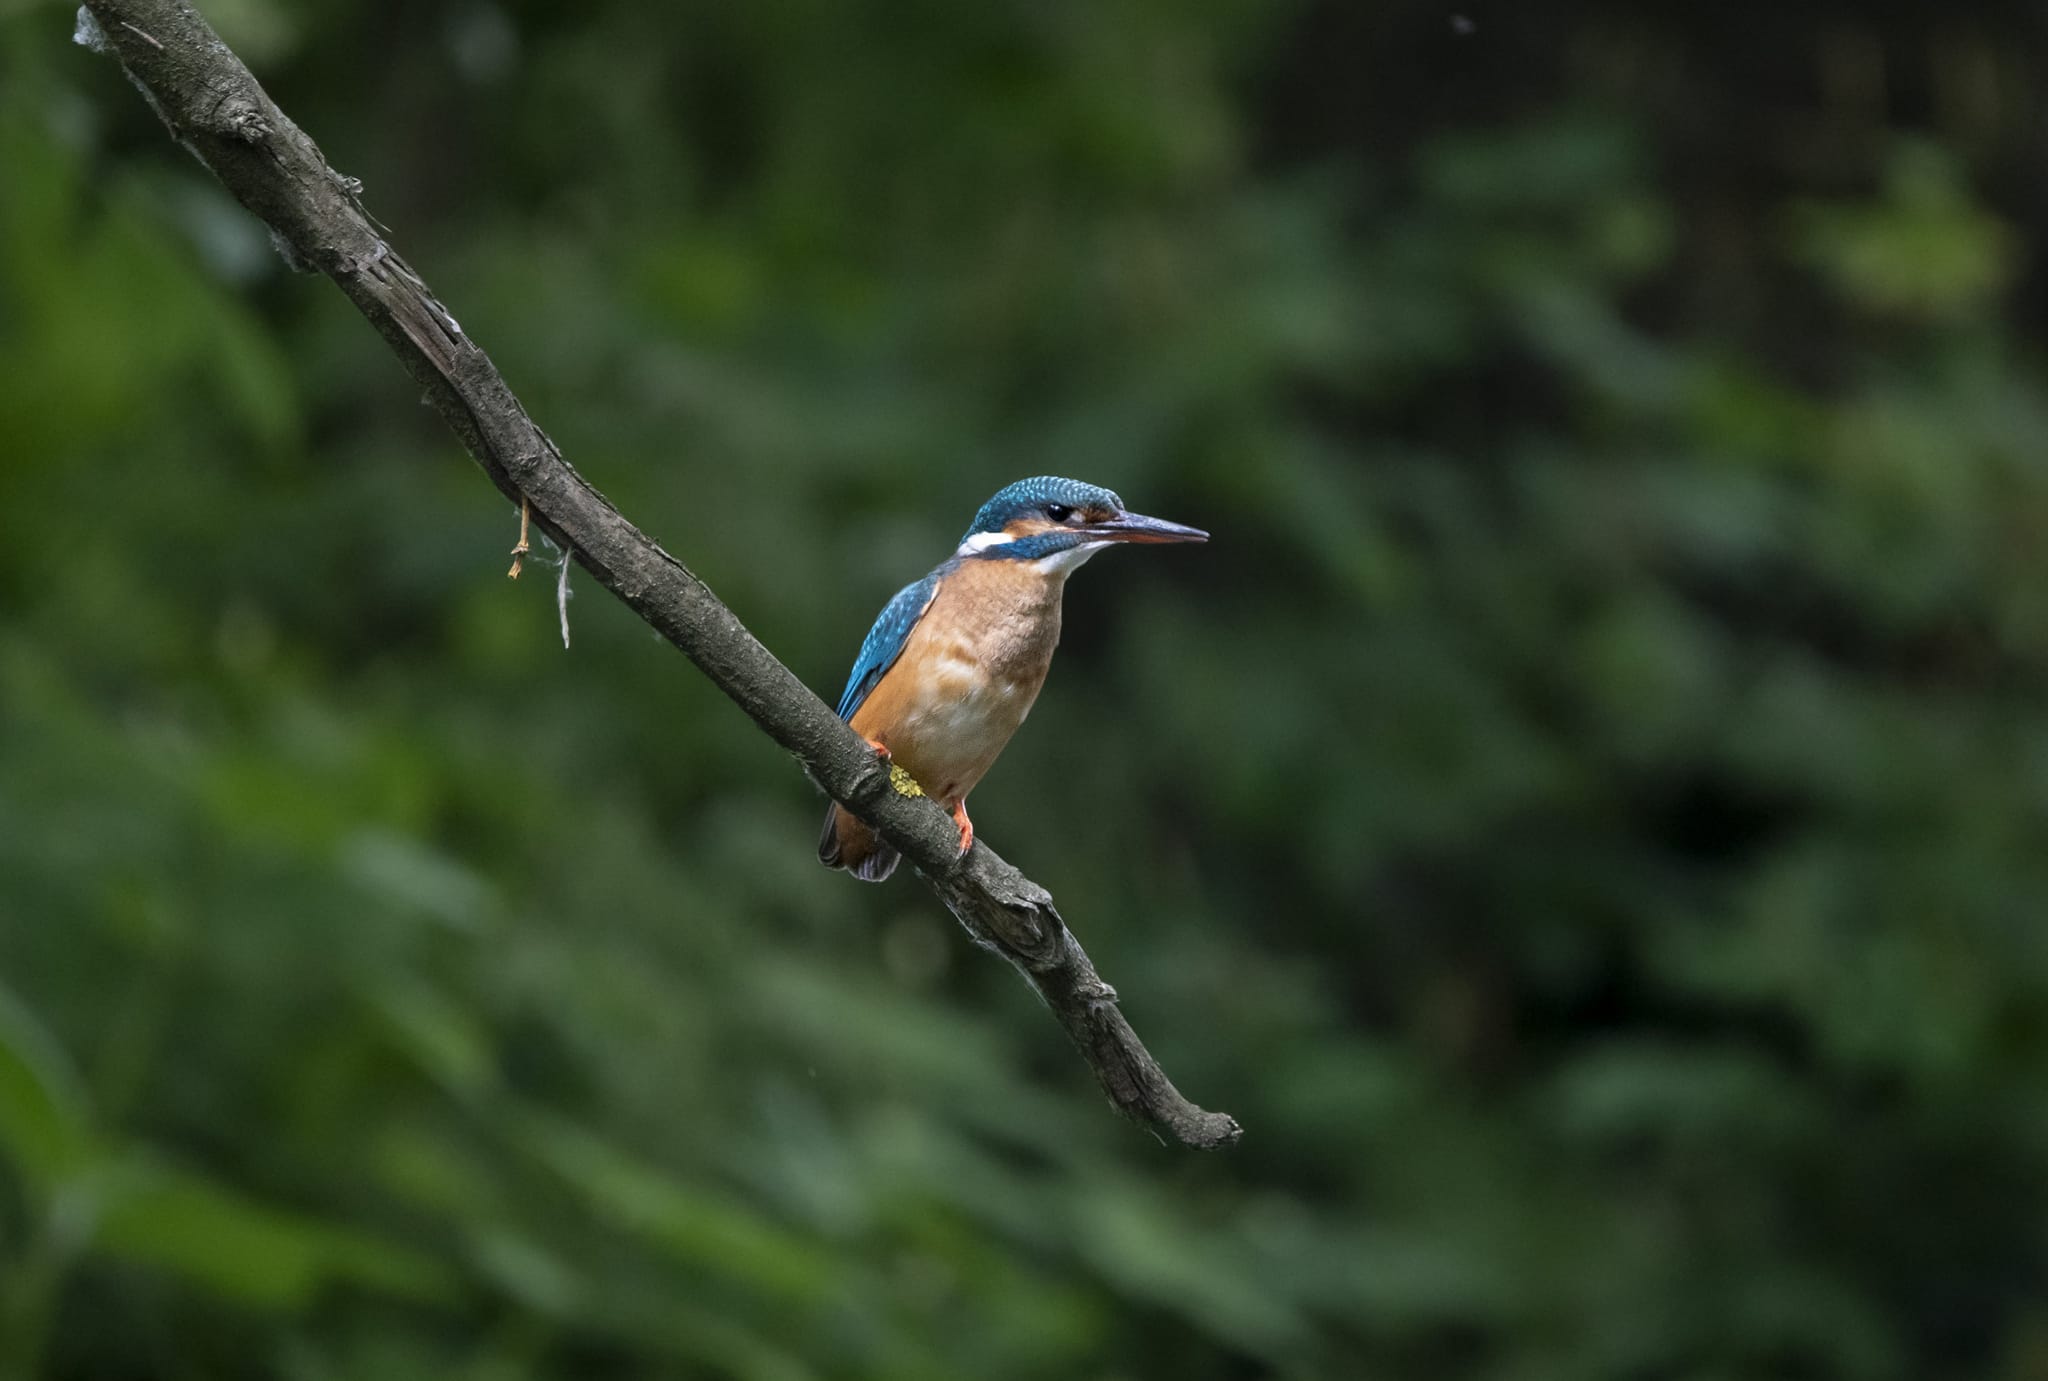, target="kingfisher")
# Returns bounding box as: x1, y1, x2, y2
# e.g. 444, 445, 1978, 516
819, 476, 1207, 881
